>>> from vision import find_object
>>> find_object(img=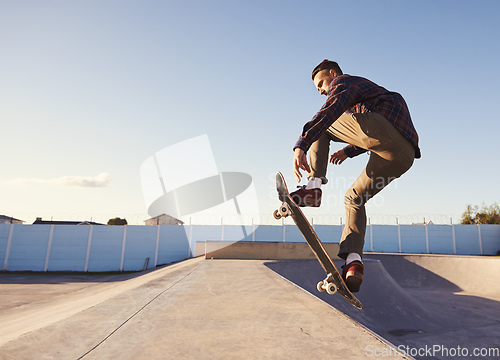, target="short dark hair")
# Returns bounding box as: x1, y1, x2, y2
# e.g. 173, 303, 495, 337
311, 59, 343, 80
